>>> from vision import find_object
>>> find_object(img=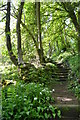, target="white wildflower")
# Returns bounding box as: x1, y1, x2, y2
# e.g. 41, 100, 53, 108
24, 98, 26, 101
46, 91, 49, 93
42, 89, 46, 92
47, 97, 49, 100
40, 92, 42, 95
16, 95, 18, 97
21, 85, 24, 87
34, 97, 37, 100
52, 89, 55, 92
50, 91, 52, 93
